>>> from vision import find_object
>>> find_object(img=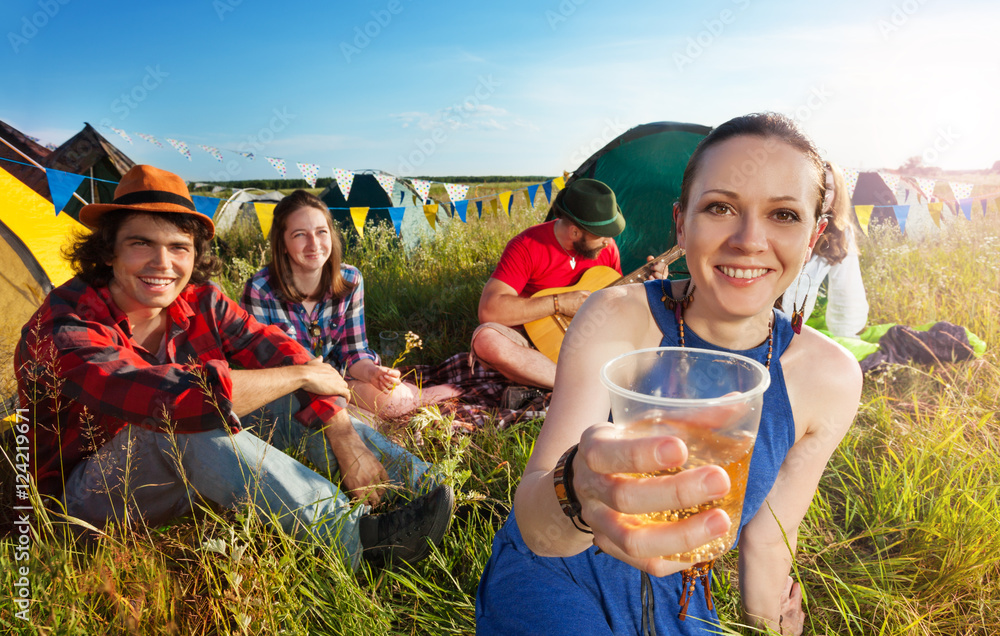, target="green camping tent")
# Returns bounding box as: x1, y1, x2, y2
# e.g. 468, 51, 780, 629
557, 121, 711, 276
